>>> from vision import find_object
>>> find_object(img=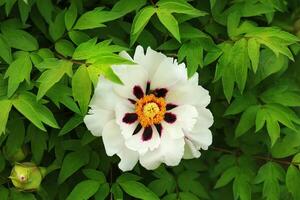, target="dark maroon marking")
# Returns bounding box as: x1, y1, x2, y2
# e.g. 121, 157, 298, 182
154, 124, 163, 136
166, 103, 177, 110
133, 123, 142, 135
154, 88, 168, 98
122, 113, 138, 124
142, 126, 153, 141
146, 82, 150, 95
128, 98, 136, 104
133, 86, 144, 99
164, 113, 177, 123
